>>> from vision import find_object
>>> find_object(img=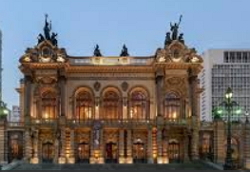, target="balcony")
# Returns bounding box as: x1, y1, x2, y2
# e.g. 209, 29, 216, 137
30, 118, 57, 126
66, 118, 154, 128
6, 122, 24, 128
